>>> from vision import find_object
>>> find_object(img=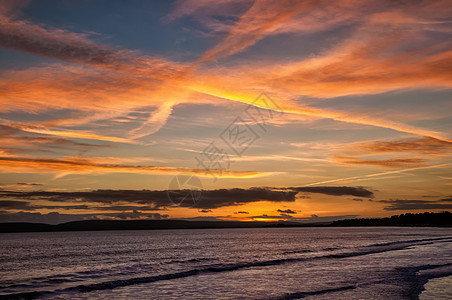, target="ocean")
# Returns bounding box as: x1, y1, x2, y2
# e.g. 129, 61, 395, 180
0, 227, 451, 299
